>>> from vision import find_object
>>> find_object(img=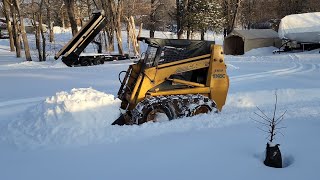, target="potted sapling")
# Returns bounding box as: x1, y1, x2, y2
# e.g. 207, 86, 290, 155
252, 91, 286, 168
